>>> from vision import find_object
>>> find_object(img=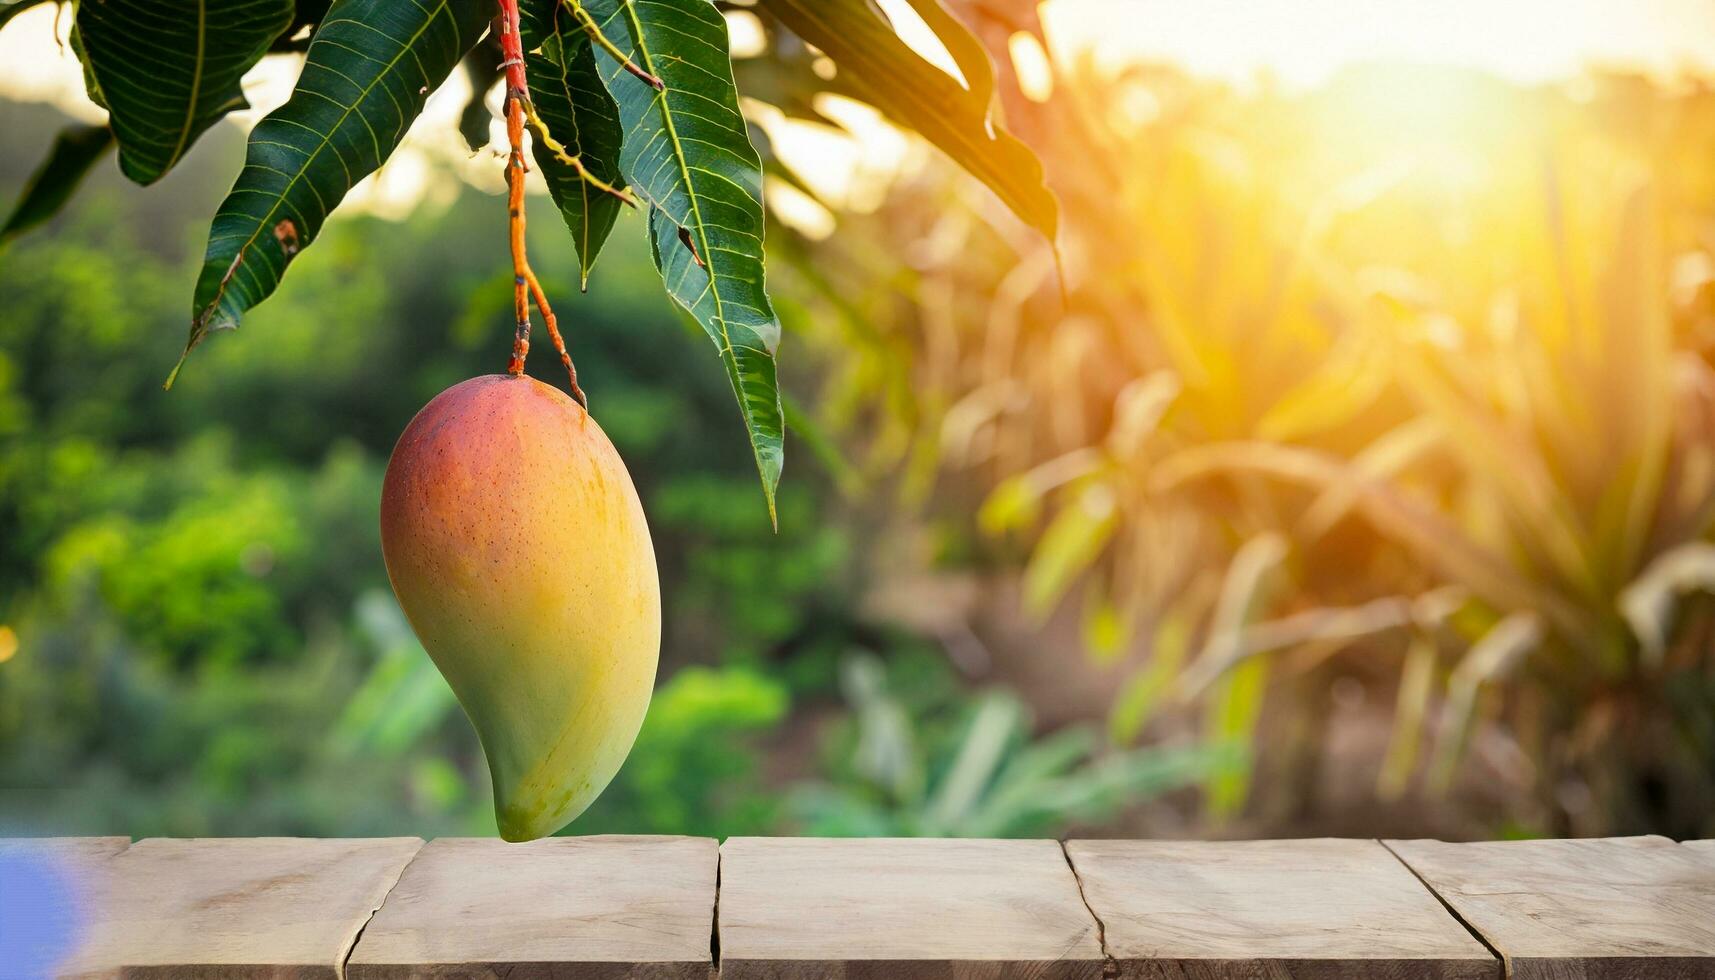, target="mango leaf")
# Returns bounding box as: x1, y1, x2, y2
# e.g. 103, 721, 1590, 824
456, 40, 502, 152
176, 0, 490, 382
587, 0, 785, 523
757, 0, 1058, 243
74, 0, 294, 184
1, 123, 113, 247
518, 0, 625, 286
